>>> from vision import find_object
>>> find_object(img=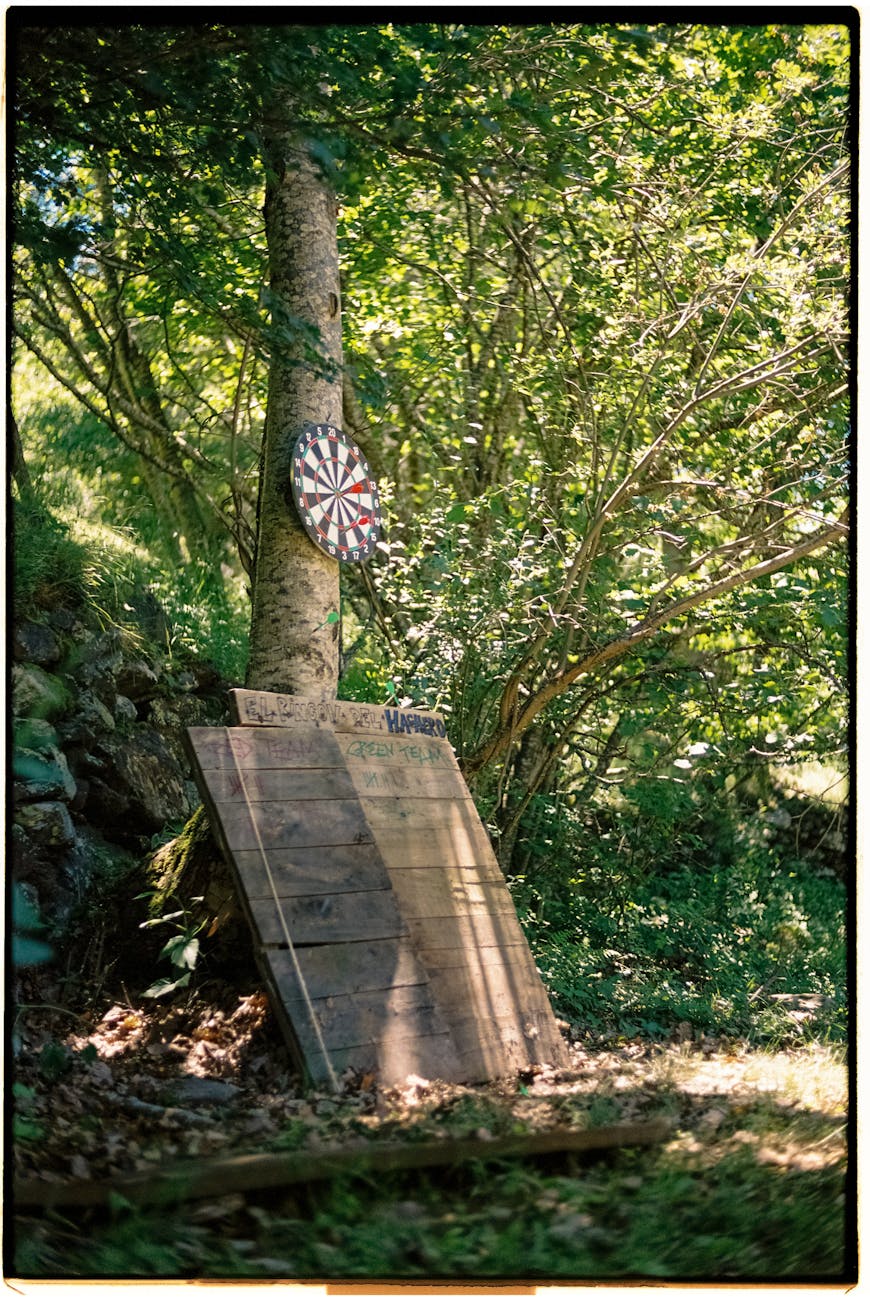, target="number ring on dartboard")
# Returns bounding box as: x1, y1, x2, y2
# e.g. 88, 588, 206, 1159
290, 422, 382, 563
